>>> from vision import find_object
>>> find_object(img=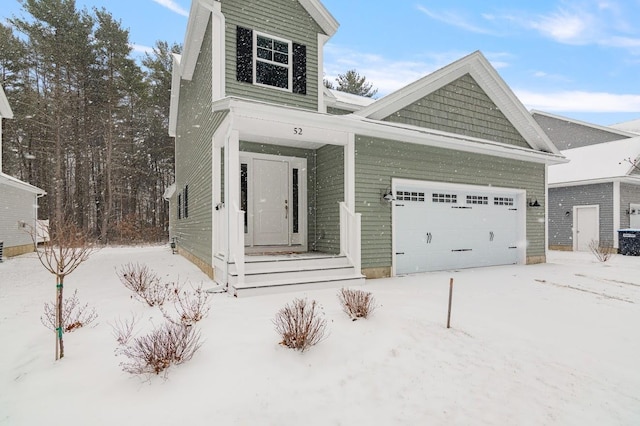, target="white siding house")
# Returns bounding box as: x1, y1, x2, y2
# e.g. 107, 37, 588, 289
0, 85, 45, 259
